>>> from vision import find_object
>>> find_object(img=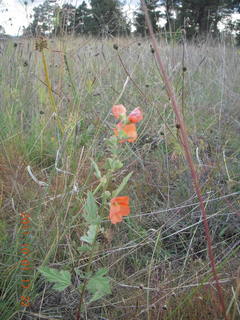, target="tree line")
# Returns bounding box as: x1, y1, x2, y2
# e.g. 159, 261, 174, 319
23, 0, 240, 41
